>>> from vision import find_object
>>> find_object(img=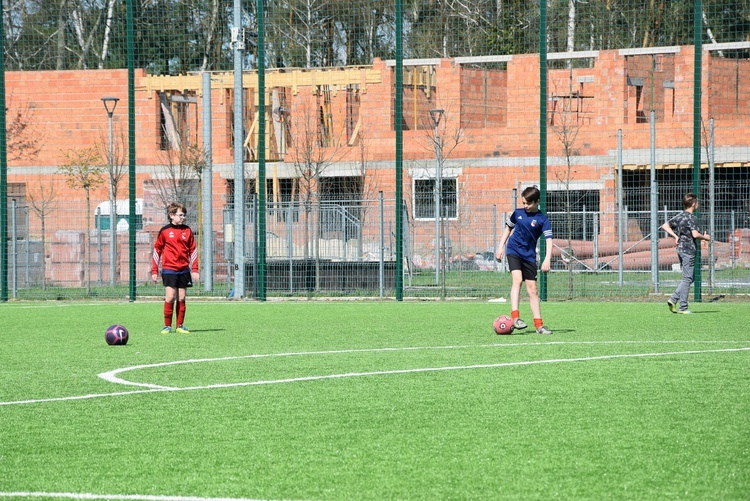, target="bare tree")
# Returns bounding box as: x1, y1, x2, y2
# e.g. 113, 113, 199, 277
6, 95, 43, 162
350, 123, 381, 260
567, 0, 576, 61
425, 106, 466, 295
96, 125, 127, 214
287, 90, 346, 290
70, 1, 103, 69
642, 0, 663, 48
149, 142, 207, 223
201, 0, 222, 71
99, 0, 117, 68
56, 0, 69, 70
278, 0, 331, 68
27, 183, 58, 289
550, 70, 585, 298
58, 146, 105, 294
